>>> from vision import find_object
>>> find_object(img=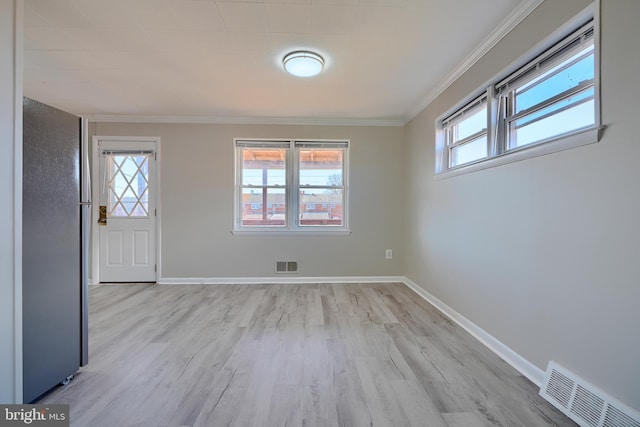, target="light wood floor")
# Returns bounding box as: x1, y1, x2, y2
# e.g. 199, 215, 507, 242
40, 283, 575, 427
